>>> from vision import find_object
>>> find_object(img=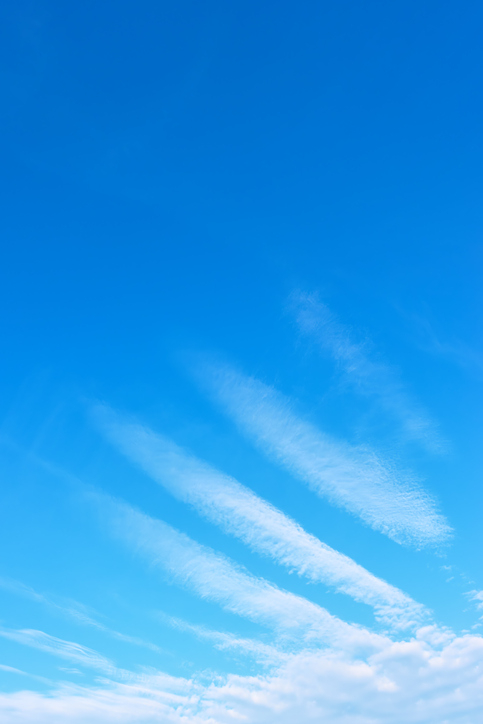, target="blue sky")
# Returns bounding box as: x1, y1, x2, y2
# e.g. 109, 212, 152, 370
0, 1, 483, 722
